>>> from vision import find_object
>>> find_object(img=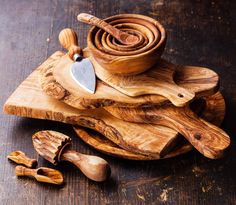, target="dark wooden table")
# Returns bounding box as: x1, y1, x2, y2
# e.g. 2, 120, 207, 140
0, 0, 235, 204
